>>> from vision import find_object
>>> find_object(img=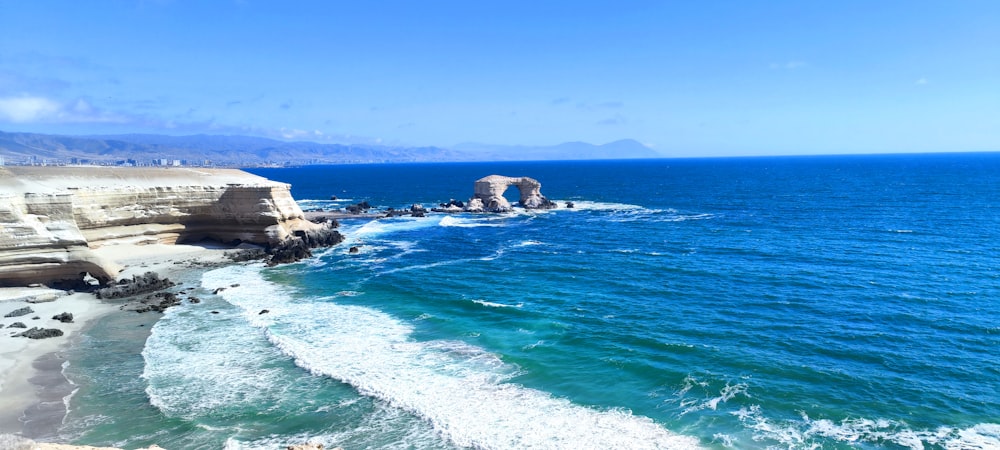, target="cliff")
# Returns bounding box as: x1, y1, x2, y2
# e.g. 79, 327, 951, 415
0, 167, 323, 287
